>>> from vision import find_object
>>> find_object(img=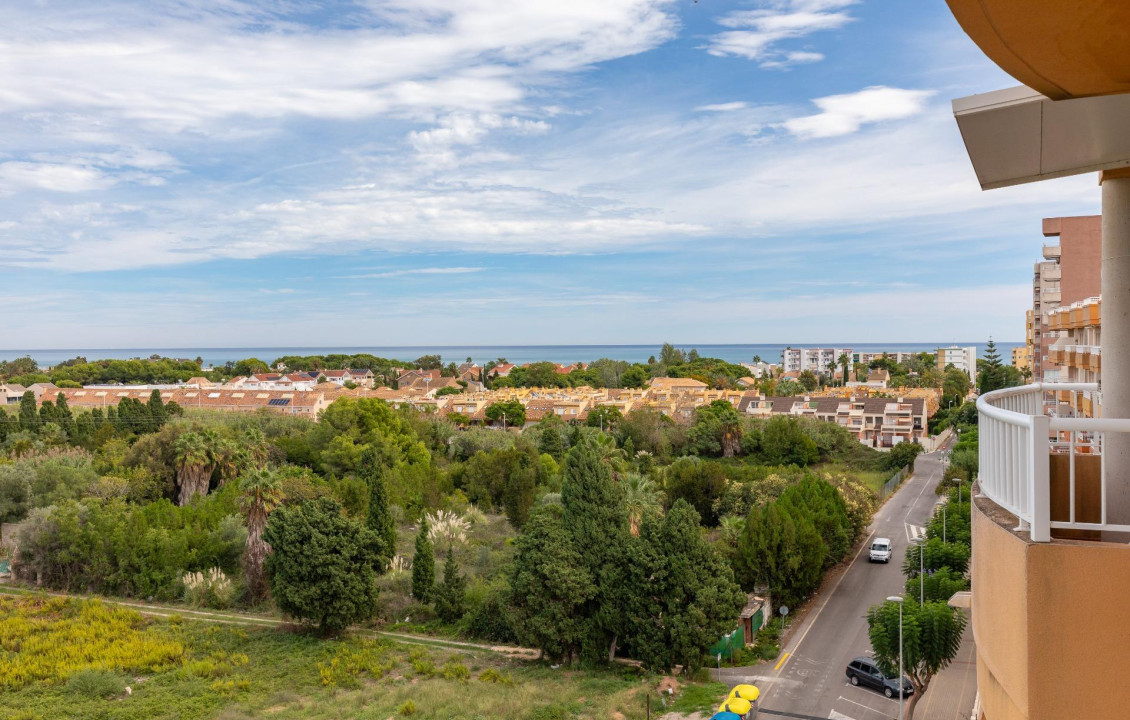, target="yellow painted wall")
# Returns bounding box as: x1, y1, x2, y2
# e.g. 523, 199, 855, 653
973, 497, 1130, 719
